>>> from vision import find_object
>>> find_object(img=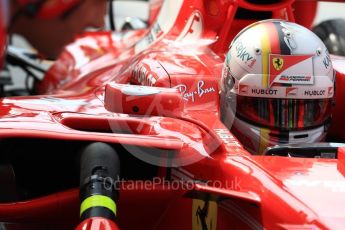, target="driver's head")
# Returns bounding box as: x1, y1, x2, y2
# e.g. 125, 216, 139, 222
220, 19, 335, 155
9, 0, 107, 59
1, 0, 9, 67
